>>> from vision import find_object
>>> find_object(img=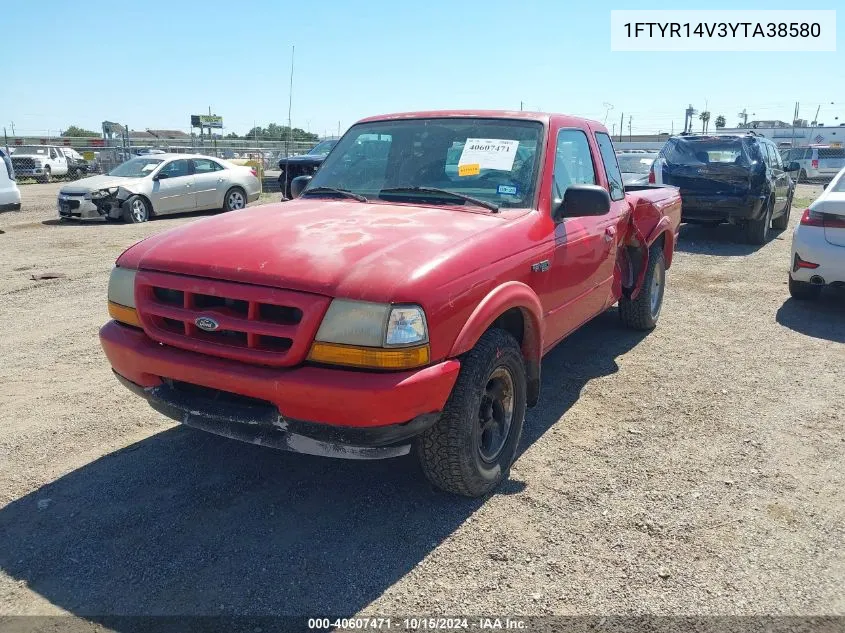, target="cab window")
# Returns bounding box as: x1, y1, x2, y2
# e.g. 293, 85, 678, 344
552, 129, 595, 204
